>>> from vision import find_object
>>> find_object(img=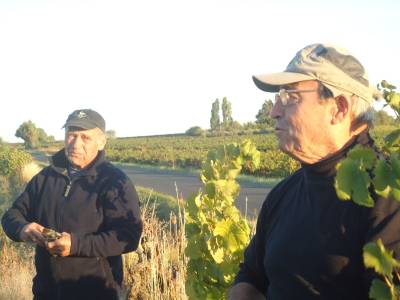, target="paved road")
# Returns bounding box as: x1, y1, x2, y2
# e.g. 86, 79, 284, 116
31, 151, 272, 217
118, 165, 271, 217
